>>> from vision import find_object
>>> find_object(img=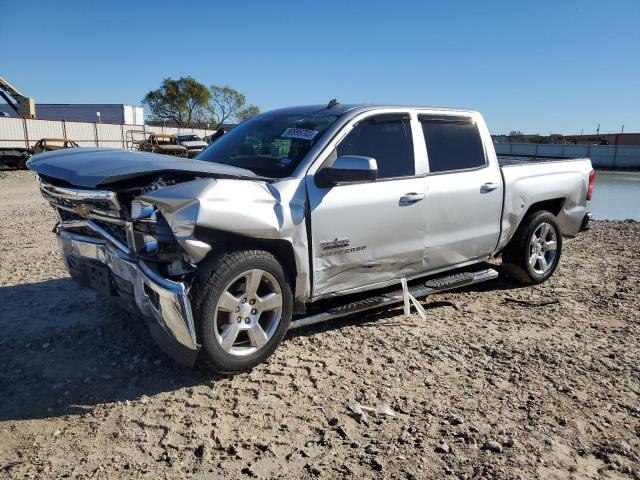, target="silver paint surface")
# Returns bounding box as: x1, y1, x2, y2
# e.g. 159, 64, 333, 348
30, 105, 593, 305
